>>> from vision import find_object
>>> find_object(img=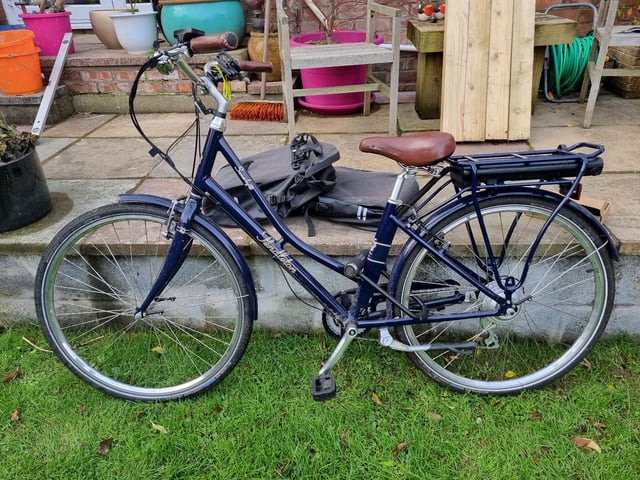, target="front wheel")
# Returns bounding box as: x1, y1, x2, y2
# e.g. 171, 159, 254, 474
35, 202, 253, 401
393, 195, 615, 395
